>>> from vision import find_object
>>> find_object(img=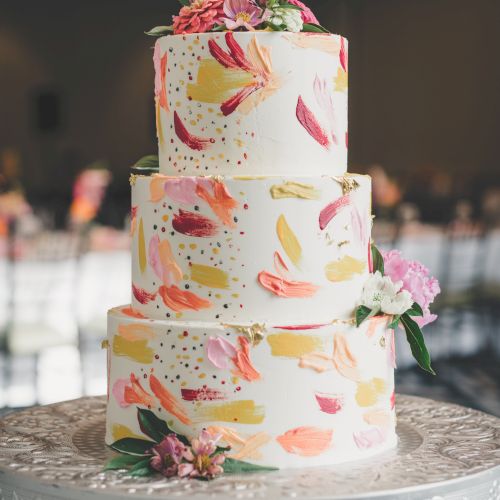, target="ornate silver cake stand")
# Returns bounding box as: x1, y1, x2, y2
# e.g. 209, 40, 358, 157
1, 396, 500, 500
